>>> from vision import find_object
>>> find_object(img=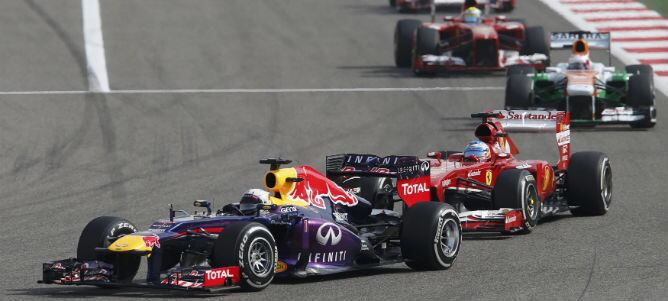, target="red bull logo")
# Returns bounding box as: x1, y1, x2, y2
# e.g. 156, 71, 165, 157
287, 166, 358, 209
142, 235, 160, 249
